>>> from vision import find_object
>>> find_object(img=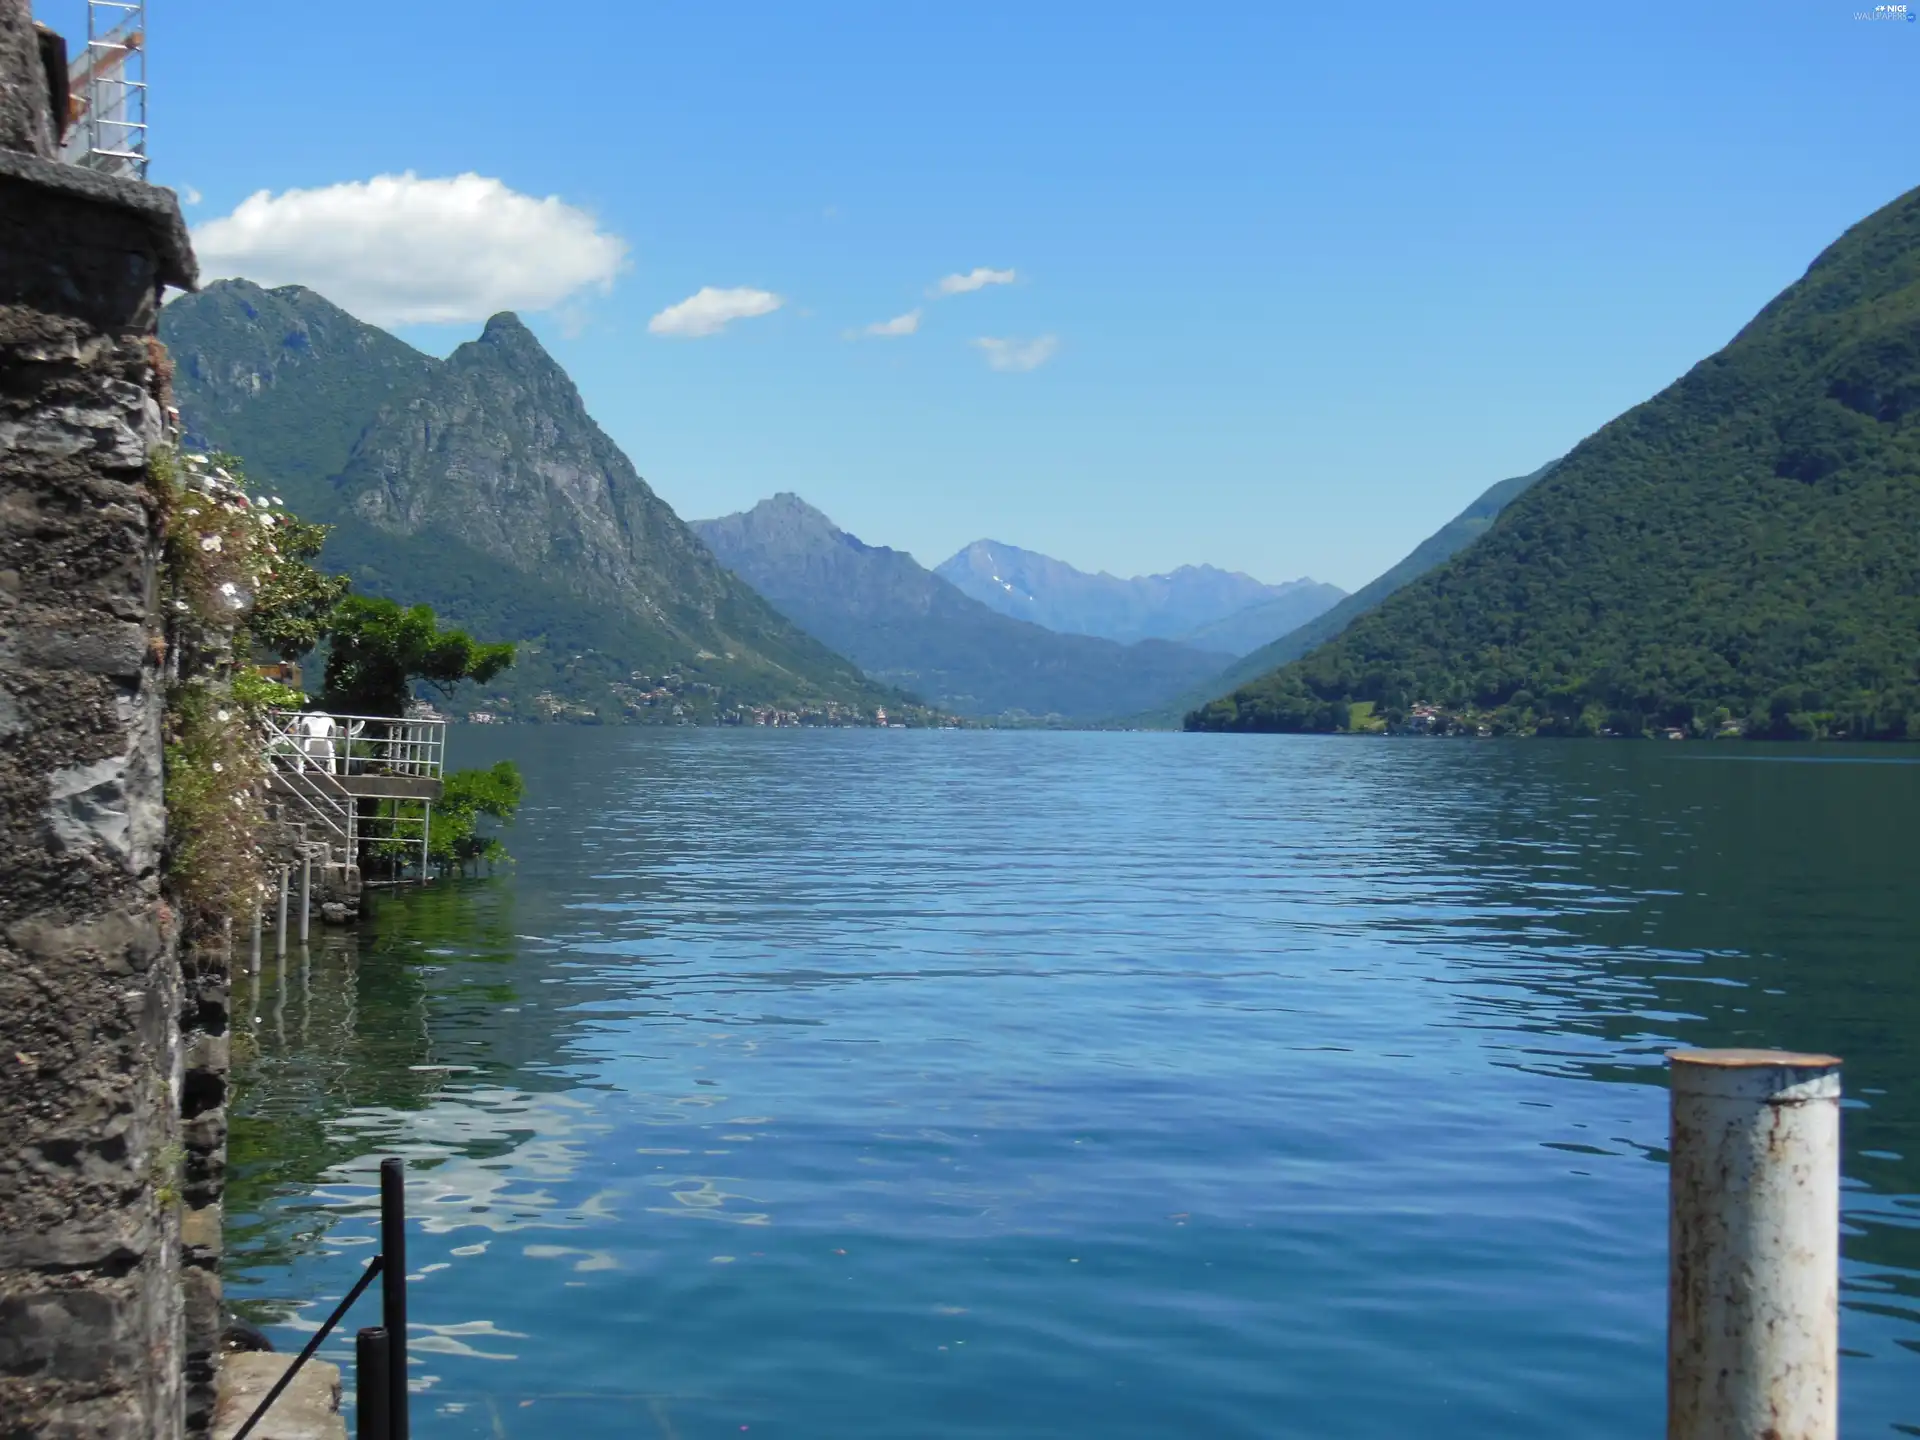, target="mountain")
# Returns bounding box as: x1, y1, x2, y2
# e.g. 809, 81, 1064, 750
691, 495, 1231, 719
934, 540, 1342, 651
1189, 184, 1920, 740
158, 279, 435, 518
161, 280, 903, 723
1188, 462, 1556, 701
